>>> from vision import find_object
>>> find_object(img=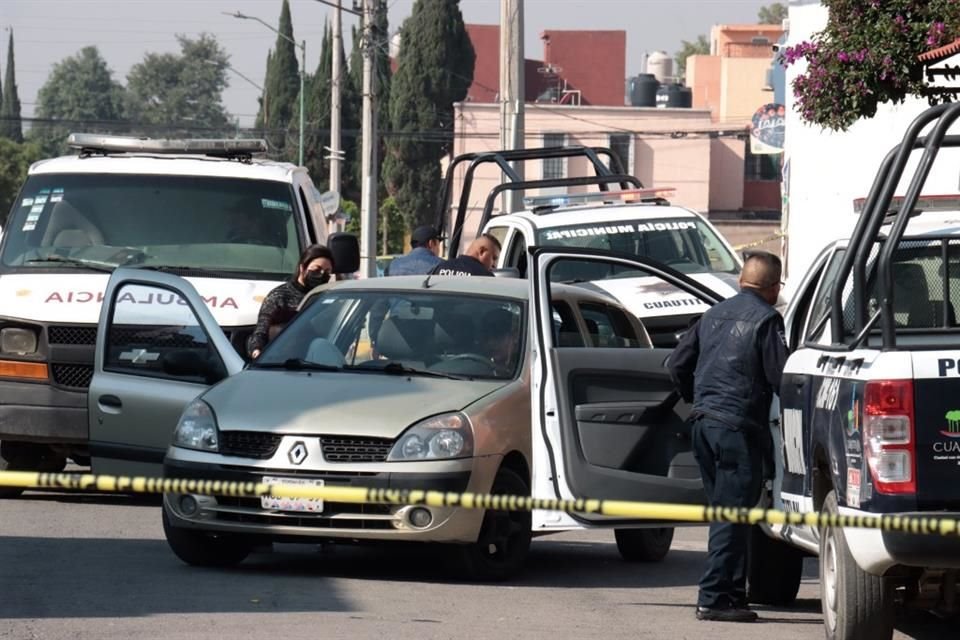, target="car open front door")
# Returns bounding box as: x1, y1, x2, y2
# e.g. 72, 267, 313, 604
528, 247, 724, 531
88, 268, 244, 477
